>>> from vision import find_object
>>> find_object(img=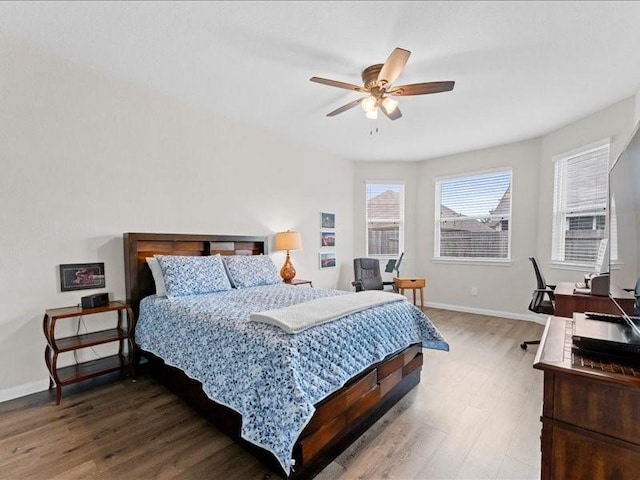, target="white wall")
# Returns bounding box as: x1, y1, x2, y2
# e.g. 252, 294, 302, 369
0, 37, 354, 400
415, 140, 542, 319
635, 86, 640, 125
536, 97, 637, 286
